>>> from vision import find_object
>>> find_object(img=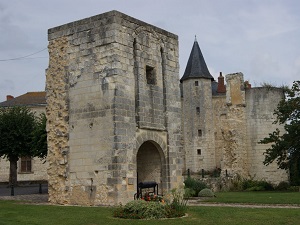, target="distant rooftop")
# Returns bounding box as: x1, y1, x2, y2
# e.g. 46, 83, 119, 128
0, 92, 46, 107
